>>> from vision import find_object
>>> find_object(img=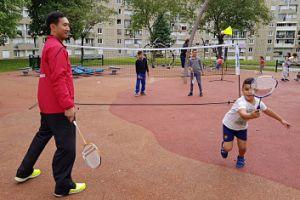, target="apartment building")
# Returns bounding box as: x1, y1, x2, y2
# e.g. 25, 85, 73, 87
0, 0, 299, 61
